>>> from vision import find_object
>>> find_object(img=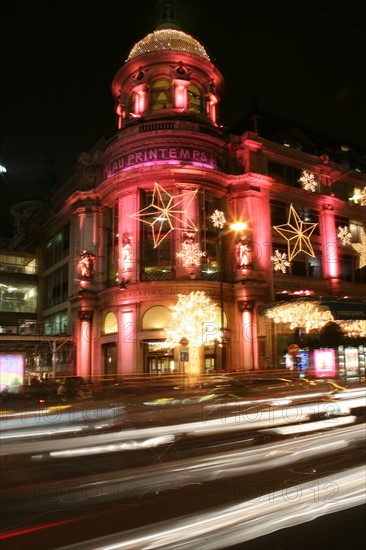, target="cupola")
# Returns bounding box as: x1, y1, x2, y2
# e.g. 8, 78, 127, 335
111, 0, 224, 129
